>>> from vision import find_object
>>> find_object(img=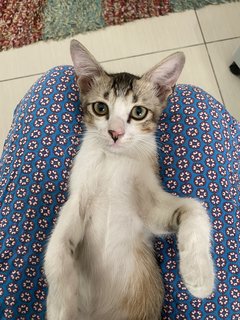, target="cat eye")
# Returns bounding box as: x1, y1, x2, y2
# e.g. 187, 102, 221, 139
130, 106, 148, 121
92, 102, 109, 117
